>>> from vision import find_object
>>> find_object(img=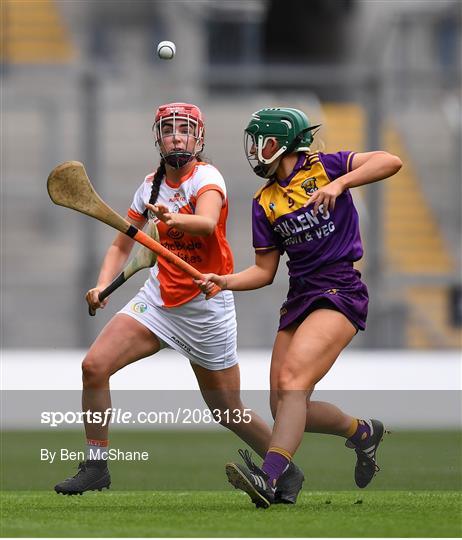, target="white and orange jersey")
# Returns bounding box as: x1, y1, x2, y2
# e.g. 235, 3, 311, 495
127, 162, 234, 308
